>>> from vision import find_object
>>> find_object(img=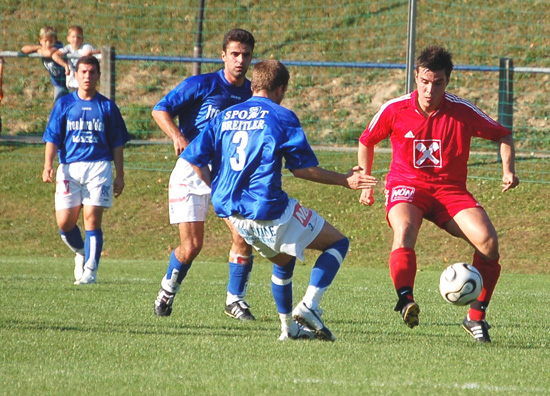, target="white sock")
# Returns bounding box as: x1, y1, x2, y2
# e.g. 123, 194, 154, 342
302, 285, 327, 311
